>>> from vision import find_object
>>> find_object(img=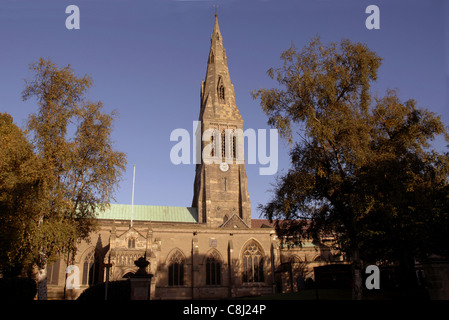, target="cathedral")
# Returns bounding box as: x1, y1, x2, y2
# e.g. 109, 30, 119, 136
46, 14, 338, 300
